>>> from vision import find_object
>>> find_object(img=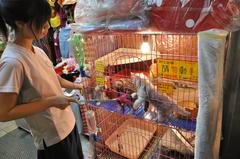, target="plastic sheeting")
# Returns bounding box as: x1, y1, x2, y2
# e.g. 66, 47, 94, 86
70, 18, 148, 33
74, 0, 148, 32
149, 0, 240, 33
74, 0, 147, 24
73, 0, 240, 33
196, 29, 229, 159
